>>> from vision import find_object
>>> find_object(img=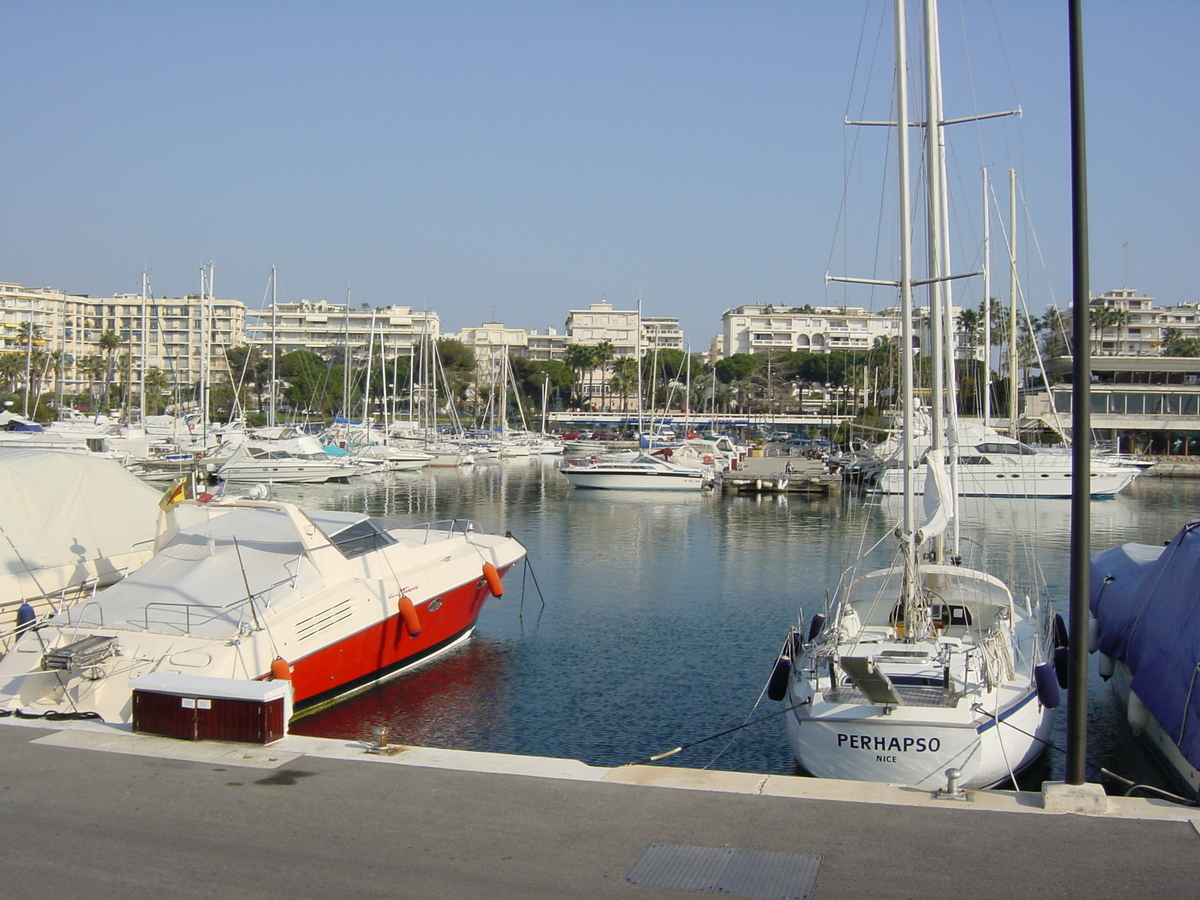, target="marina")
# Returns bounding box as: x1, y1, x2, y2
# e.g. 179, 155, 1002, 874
198, 456, 1188, 798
